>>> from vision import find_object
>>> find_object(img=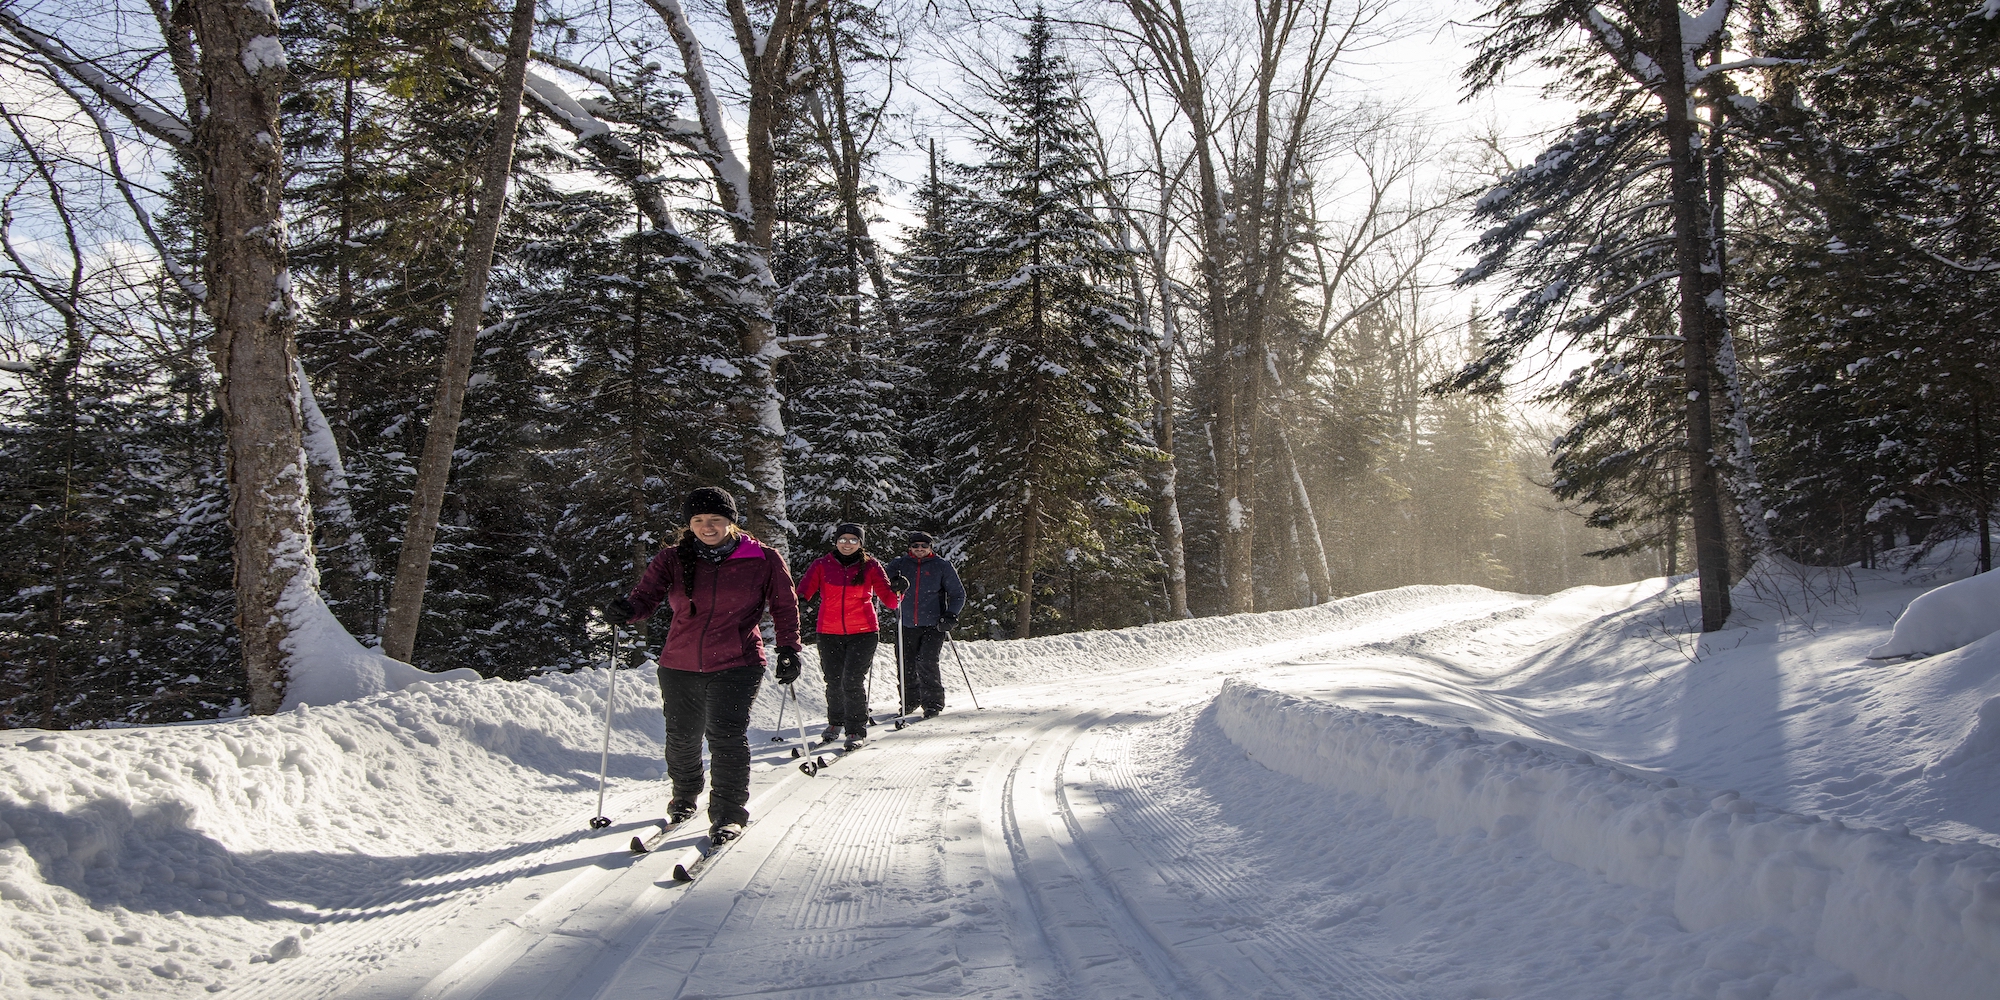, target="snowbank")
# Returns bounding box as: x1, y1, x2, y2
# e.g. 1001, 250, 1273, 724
279, 591, 480, 711
0, 668, 662, 996
1869, 569, 2000, 659
1215, 680, 2000, 1000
